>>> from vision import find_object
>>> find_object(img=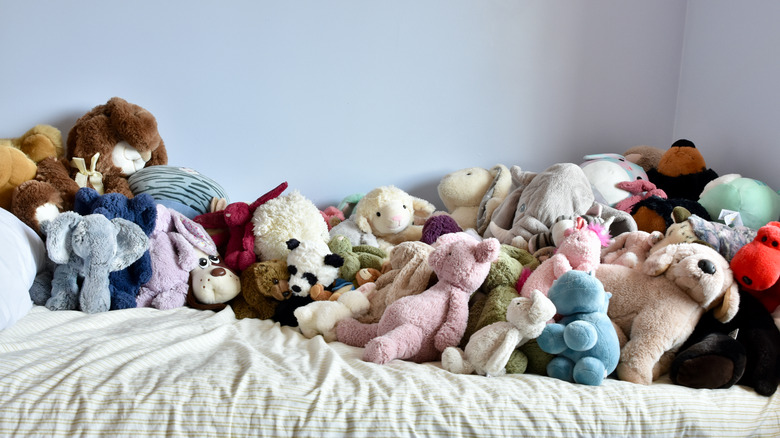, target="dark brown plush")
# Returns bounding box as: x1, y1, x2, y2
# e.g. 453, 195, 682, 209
630, 195, 711, 234
231, 259, 292, 320
11, 97, 167, 233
